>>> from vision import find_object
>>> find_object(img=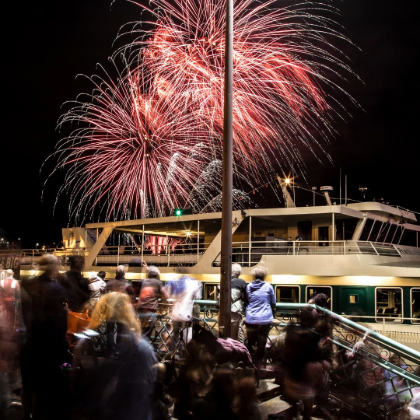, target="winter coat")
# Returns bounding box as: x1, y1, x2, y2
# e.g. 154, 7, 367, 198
245, 280, 275, 325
